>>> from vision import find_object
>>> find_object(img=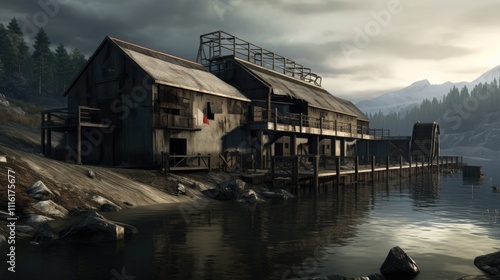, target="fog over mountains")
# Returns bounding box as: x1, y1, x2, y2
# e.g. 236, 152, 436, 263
356, 65, 500, 115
